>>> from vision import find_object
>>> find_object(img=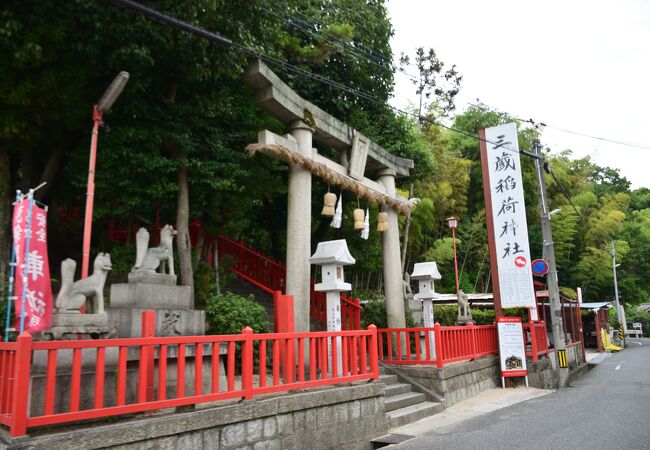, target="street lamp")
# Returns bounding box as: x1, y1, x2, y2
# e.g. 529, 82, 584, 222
611, 241, 624, 345
446, 216, 460, 293
81, 71, 129, 279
